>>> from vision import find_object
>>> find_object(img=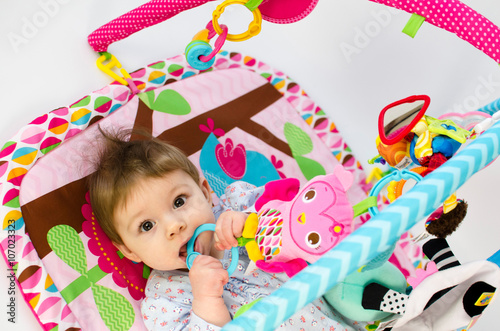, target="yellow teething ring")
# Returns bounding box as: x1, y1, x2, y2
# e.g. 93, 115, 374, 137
212, 0, 262, 42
